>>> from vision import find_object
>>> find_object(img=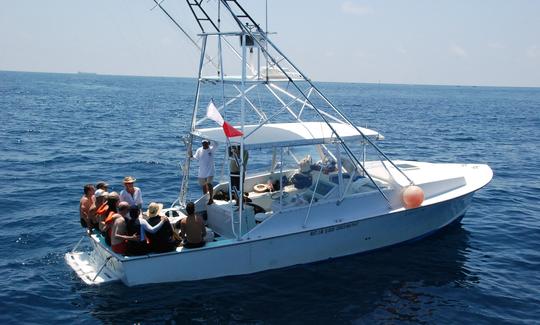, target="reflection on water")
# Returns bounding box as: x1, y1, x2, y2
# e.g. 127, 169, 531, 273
78, 223, 472, 323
